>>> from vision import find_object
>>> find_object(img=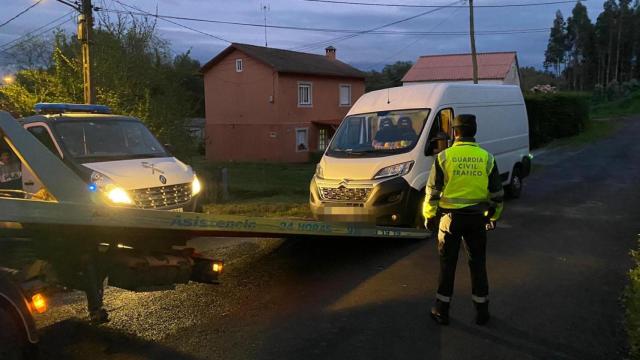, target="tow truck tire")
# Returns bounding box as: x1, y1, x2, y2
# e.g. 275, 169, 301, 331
506, 165, 523, 199
0, 305, 35, 360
